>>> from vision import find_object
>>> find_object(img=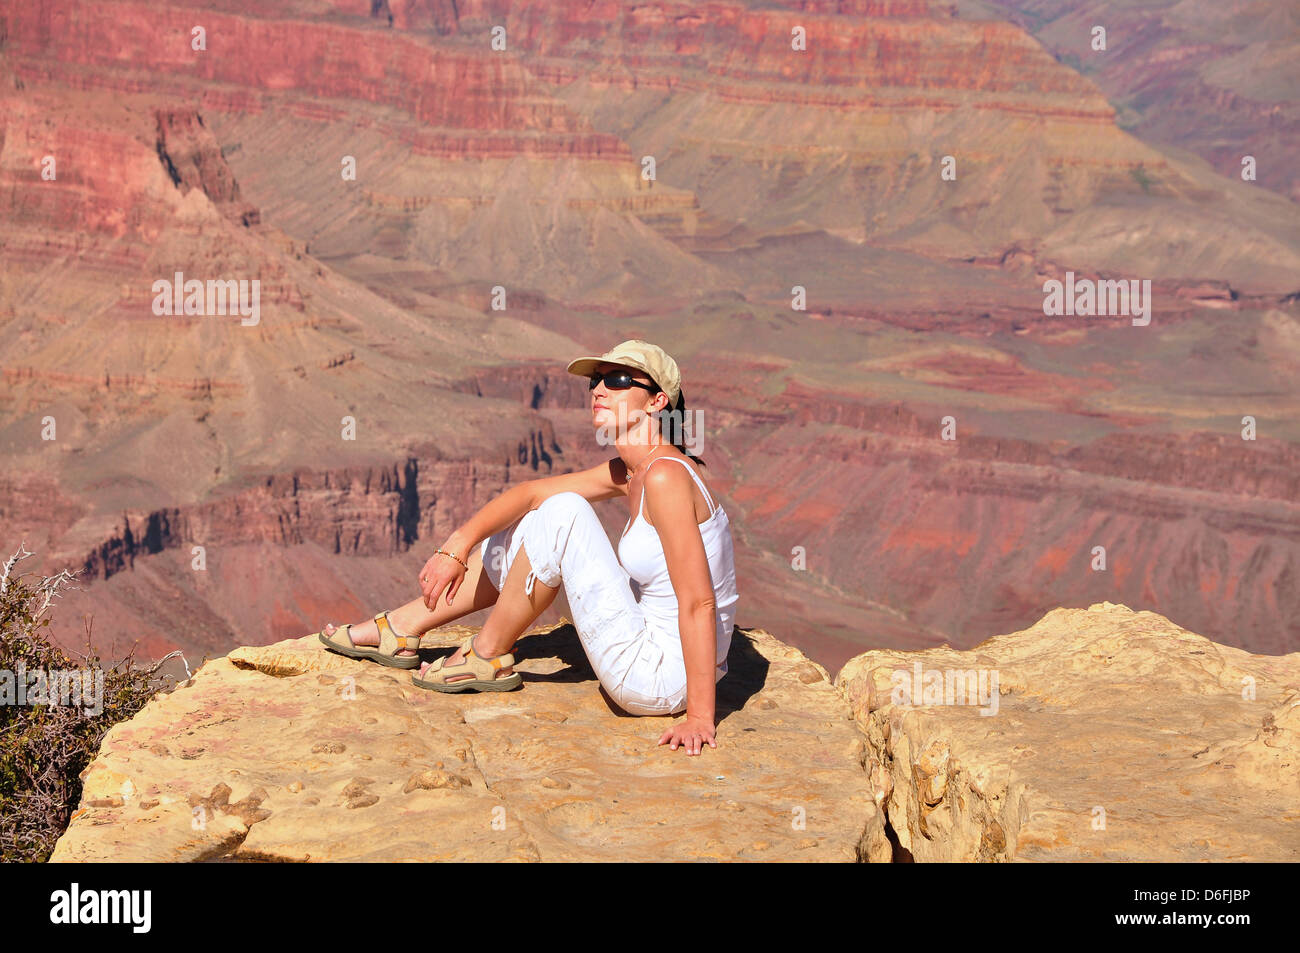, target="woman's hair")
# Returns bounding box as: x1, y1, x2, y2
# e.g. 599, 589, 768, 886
656, 391, 705, 468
